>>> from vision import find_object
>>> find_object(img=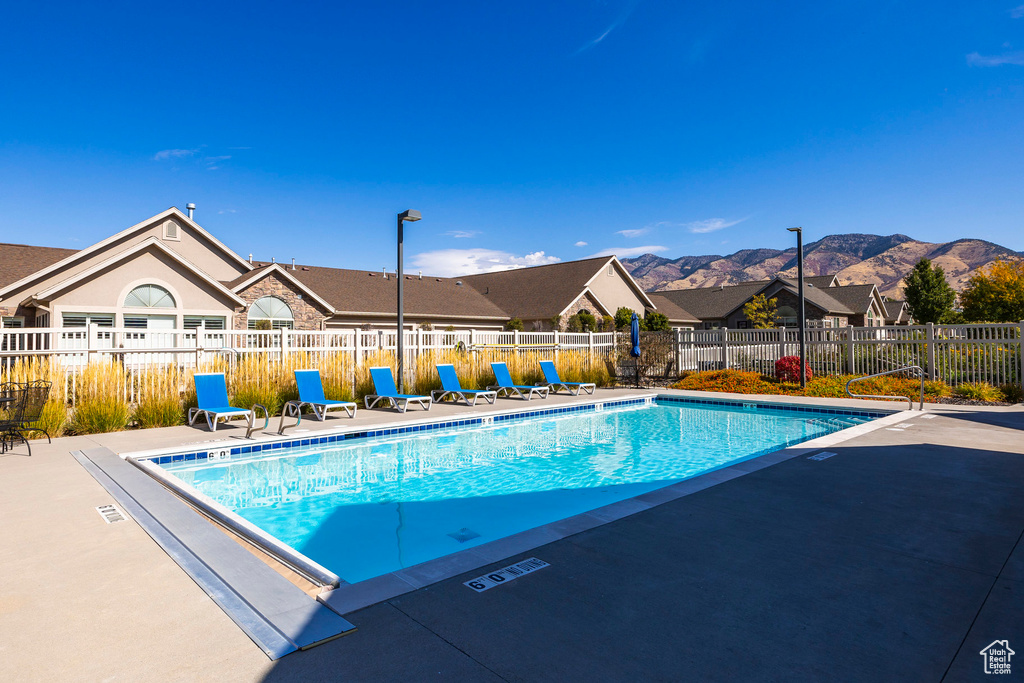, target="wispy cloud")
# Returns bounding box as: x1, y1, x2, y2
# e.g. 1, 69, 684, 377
574, 240, 589, 247
683, 217, 749, 234
444, 230, 480, 239
615, 228, 649, 238
967, 51, 1024, 66
217, 209, 237, 215
205, 155, 231, 171
412, 249, 560, 277
153, 148, 198, 161
589, 245, 668, 259
1011, 5, 1024, 19
575, 0, 640, 54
